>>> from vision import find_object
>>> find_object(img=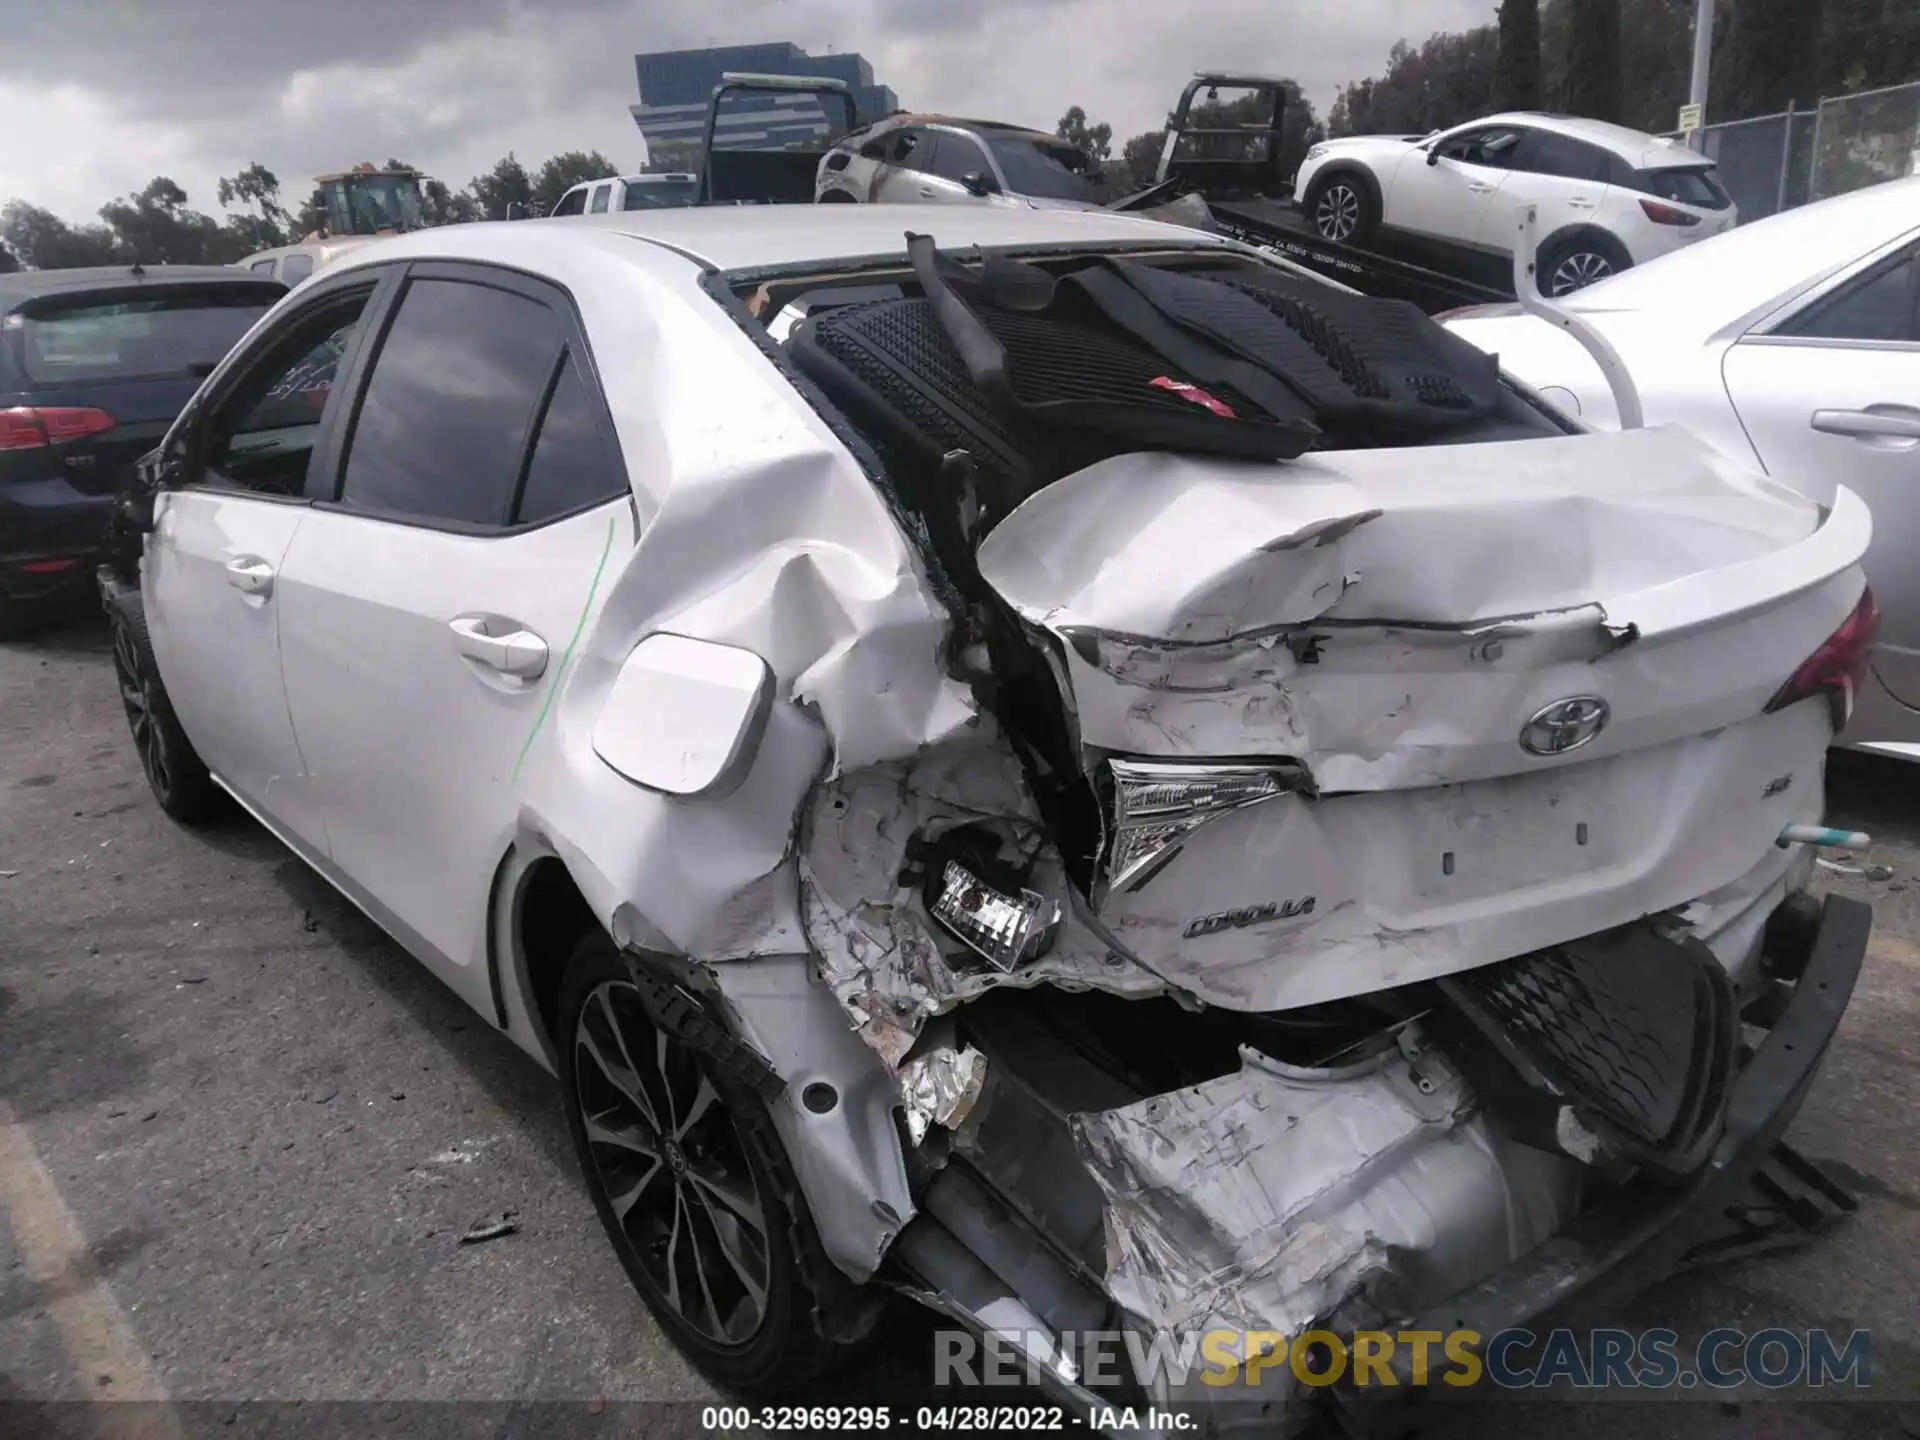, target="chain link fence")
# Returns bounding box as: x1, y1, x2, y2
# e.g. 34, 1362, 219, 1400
1660, 78, 1920, 224
1809, 79, 1920, 202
